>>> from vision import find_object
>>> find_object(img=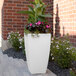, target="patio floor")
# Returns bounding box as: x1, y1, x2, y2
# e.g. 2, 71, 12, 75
0, 49, 56, 76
